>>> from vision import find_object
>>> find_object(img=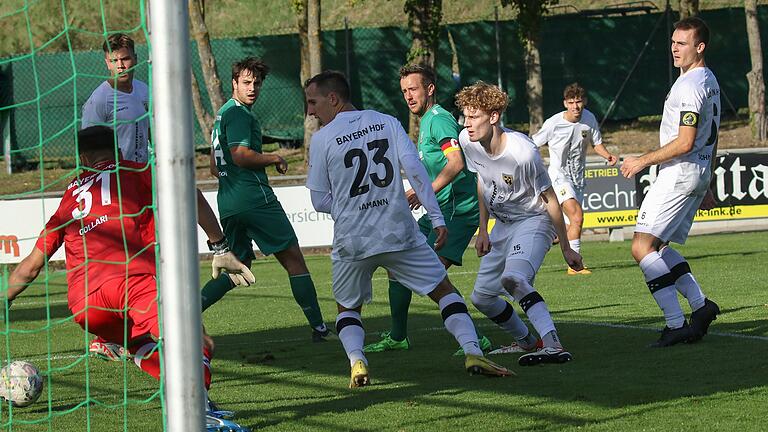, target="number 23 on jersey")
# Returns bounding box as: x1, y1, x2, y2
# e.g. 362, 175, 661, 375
344, 138, 394, 198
